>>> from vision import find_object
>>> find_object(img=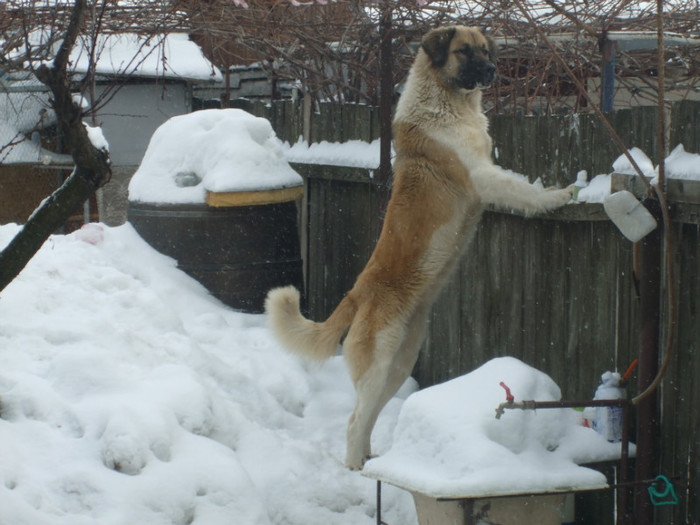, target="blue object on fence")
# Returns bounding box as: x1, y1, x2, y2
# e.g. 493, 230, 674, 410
601, 38, 616, 112
648, 475, 678, 506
